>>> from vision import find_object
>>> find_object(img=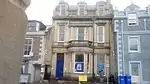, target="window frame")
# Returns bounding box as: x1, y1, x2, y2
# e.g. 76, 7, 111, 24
78, 4, 86, 16
24, 38, 33, 57
129, 61, 142, 76
60, 4, 67, 16
128, 36, 141, 53
97, 4, 105, 16
97, 53, 106, 76
128, 14, 138, 26
76, 27, 85, 40
73, 53, 85, 73
97, 26, 105, 43
58, 25, 65, 42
